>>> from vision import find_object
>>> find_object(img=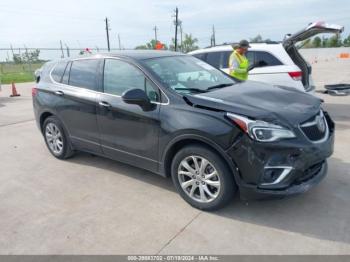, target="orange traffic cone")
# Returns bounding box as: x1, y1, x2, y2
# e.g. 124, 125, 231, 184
10, 82, 20, 97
